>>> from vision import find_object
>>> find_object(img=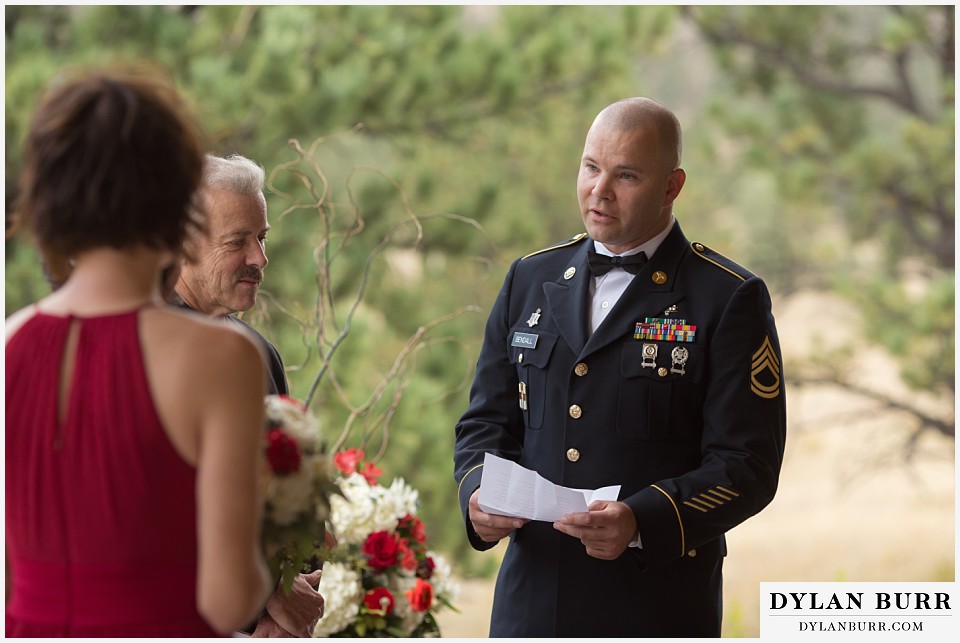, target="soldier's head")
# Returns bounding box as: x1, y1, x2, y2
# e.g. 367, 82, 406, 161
577, 97, 686, 254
